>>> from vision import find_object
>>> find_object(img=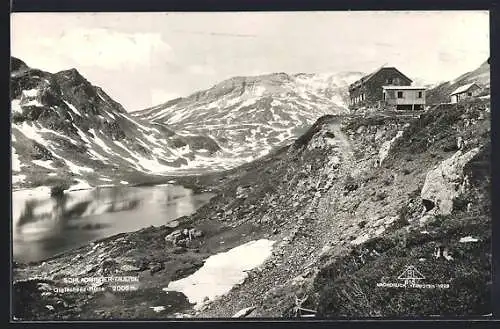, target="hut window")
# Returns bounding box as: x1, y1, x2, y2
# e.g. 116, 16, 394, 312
467, 92, 472, 96
418, 91, 423, 98
397, 91, 403, 98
